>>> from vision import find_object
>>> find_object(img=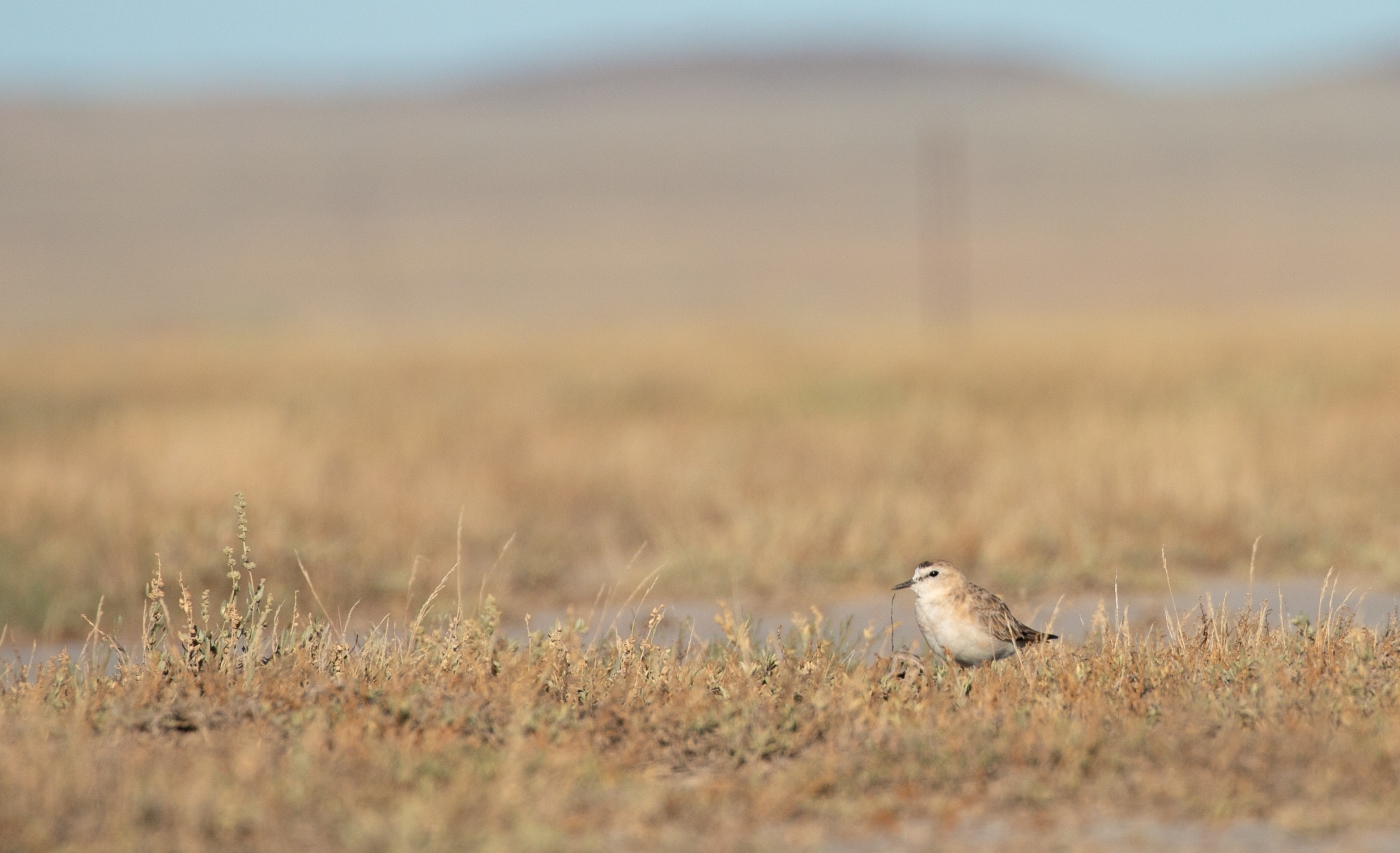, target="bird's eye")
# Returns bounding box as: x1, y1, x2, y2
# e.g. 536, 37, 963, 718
928, 571, 939, 578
